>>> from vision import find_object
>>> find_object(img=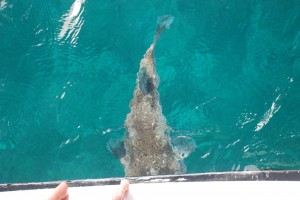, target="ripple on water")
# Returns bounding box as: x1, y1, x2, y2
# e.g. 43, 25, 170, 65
57, 0, 86, 47
0, 0, 300, 182
0, 119, 15, 150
